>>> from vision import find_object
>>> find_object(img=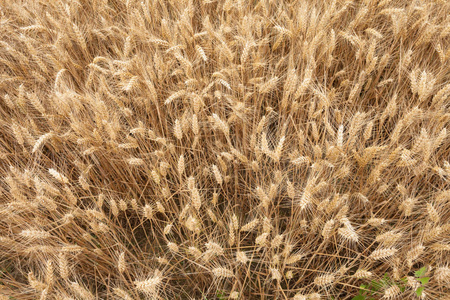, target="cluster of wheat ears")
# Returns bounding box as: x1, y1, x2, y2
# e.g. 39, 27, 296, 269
0, 0, 449, 299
